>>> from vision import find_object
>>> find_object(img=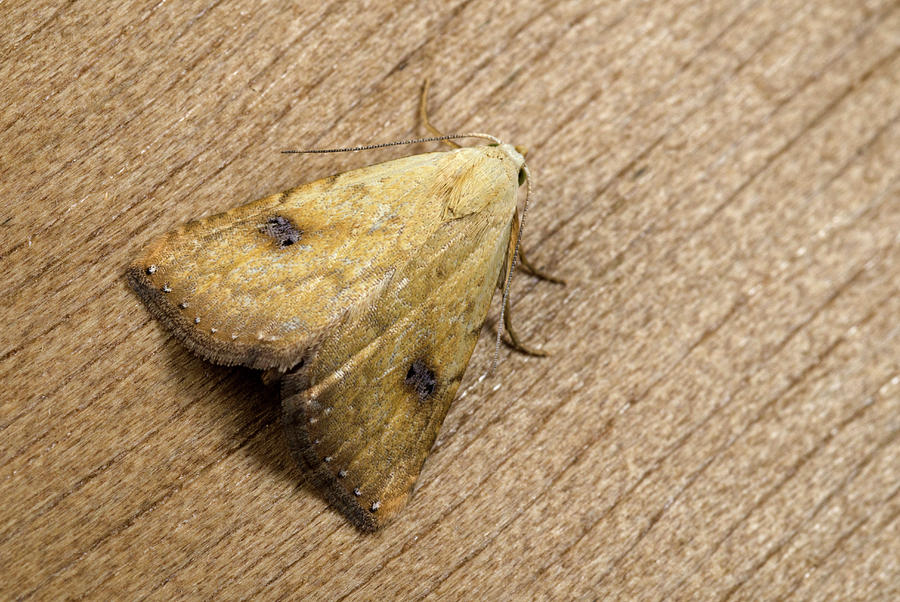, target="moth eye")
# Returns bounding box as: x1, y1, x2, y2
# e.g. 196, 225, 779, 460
518, 168, 526, 186
405, 359, 437, 400
261, 215, 301, 248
